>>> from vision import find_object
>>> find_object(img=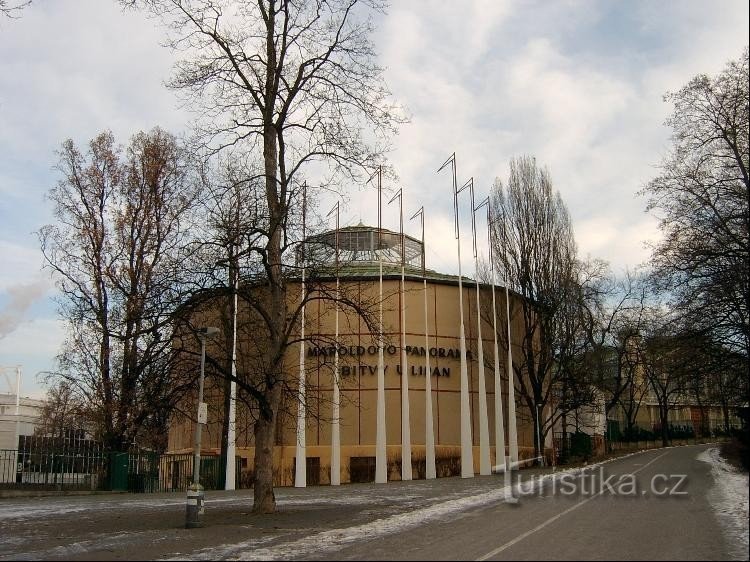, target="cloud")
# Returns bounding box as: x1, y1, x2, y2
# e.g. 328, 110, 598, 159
374, 0, 748, 277
0, 0, 748, 395
0, 280, 50, 340
0, 316, 65, 396
0, 281, 49, 339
